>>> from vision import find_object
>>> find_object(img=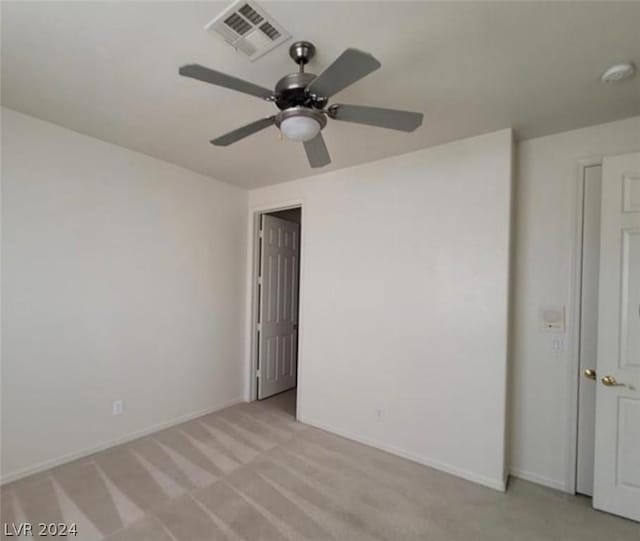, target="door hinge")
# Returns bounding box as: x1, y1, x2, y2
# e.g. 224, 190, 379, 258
257, 276, 263, 286
256, 368, 261, 378
257, 322, 262, 332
